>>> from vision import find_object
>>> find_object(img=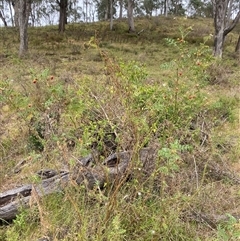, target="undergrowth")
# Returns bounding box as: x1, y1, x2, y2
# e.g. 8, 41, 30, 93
0, 18, 240, 241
